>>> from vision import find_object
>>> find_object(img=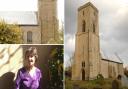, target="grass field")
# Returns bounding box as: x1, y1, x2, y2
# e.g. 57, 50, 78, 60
65, 77, 128, 89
